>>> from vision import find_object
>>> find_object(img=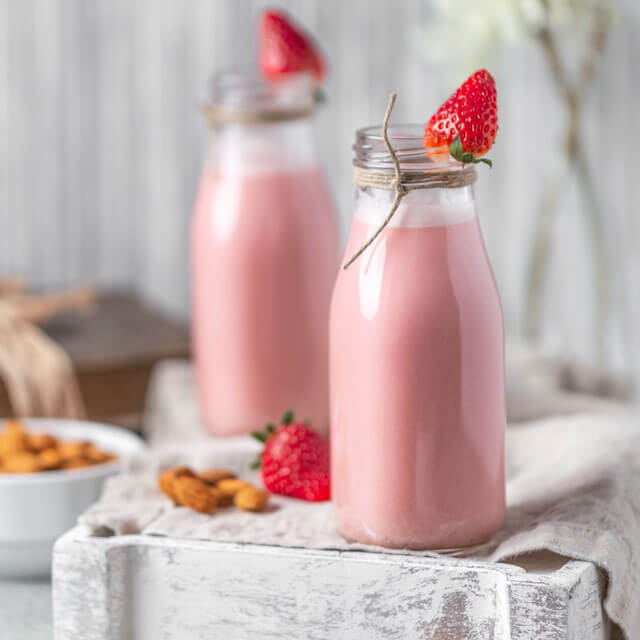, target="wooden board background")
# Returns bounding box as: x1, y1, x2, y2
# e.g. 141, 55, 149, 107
1, 0, 639, 388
